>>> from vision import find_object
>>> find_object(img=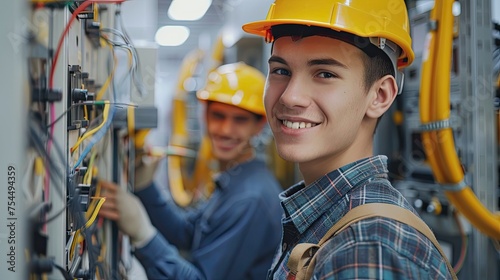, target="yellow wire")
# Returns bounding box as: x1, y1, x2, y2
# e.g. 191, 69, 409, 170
96, 43, 116, 100
421, 0, 500, 239
84, 104, 89, 121
85, 178, 101, 220
71, 102, 110, 153
84, 198, 106, 229
69, 230, 81, 261
93, 3, 99, 22
83, 150, 97, 185
70, 195, 105, 261
96, 35, 133, 101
